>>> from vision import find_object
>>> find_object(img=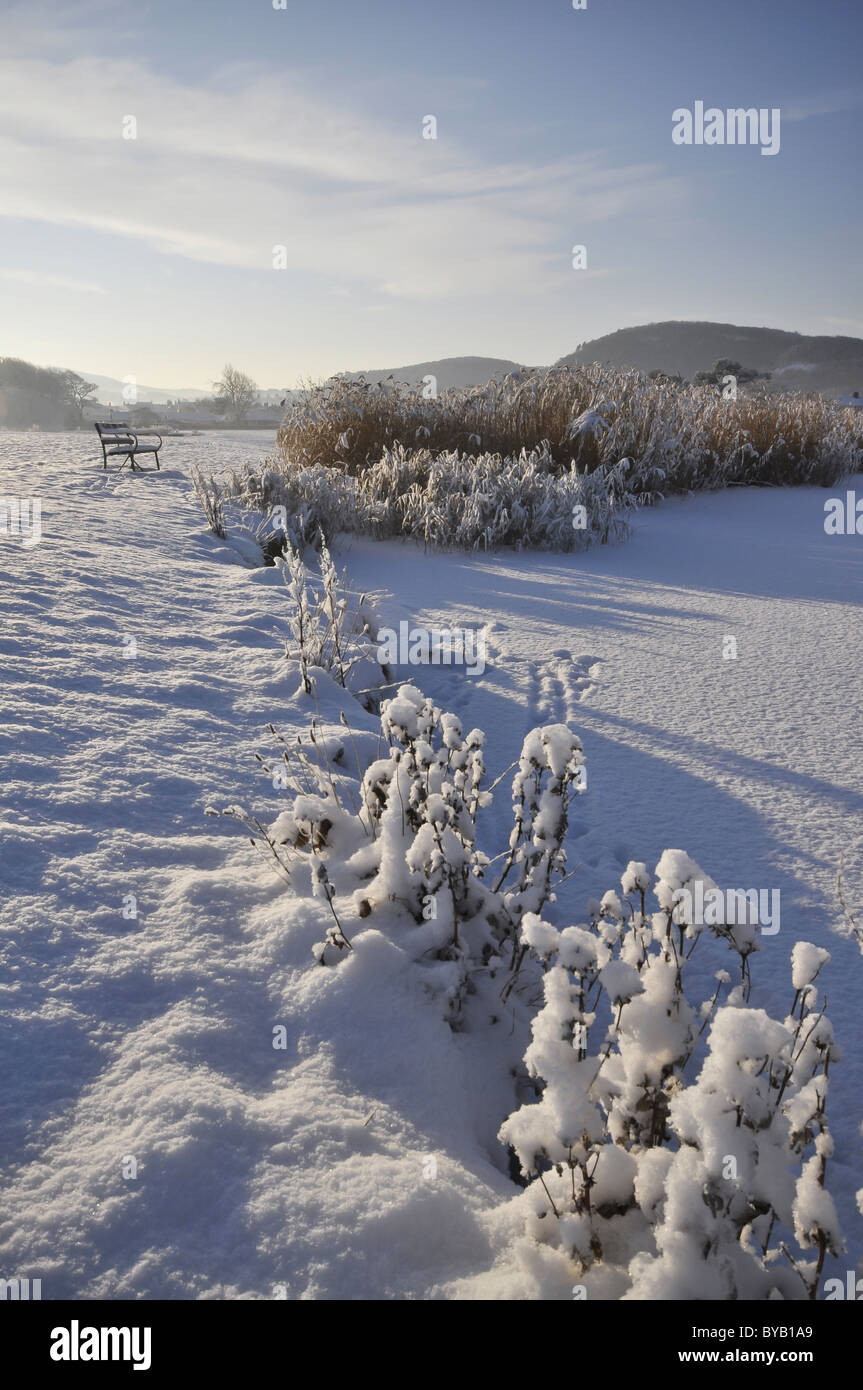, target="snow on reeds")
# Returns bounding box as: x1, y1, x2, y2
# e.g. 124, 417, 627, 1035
276, 364, 863, 489
213, 365, 863, 552
234, 446, 639, 552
